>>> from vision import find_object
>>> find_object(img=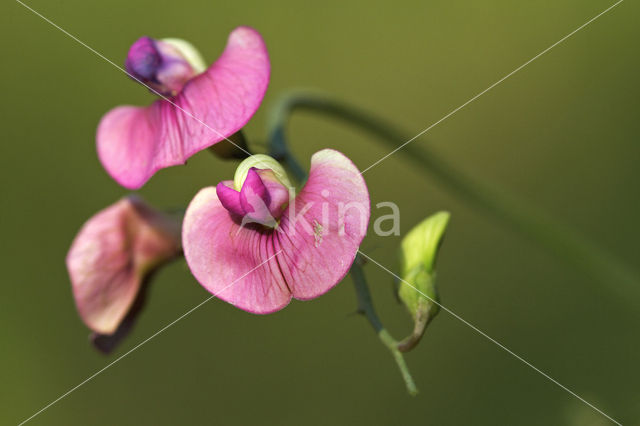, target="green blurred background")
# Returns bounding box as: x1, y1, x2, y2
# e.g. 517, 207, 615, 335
2, 0, 639, 424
